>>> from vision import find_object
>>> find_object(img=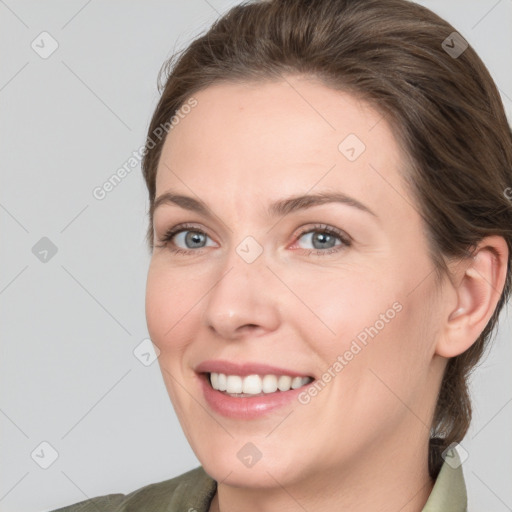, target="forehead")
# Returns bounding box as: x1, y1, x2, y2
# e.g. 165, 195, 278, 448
160, 76, 386, 162
155, 76, 411, 217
